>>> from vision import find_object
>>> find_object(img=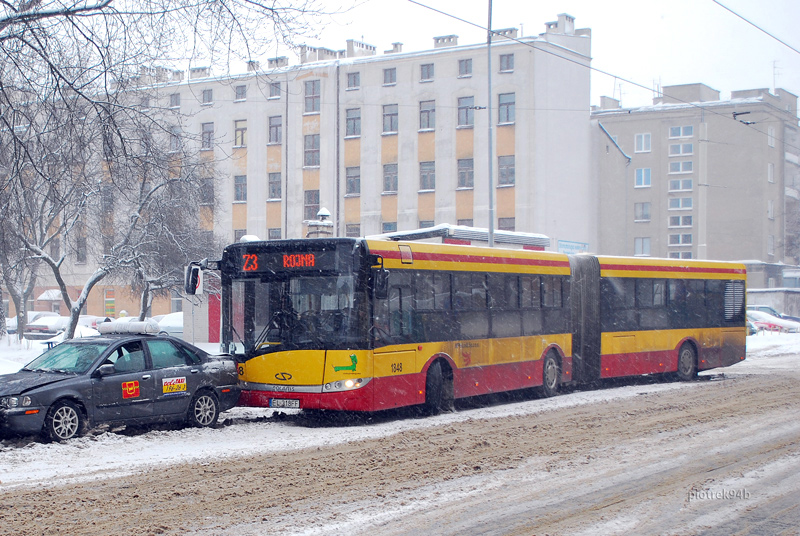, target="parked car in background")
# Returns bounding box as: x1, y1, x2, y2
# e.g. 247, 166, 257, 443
1, 320, 240, 441
746, 310, 800, 333
23, 316, 71, 340
157, 312, 184, 339
6, 311, 58, 335
746, 305, 800, 323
